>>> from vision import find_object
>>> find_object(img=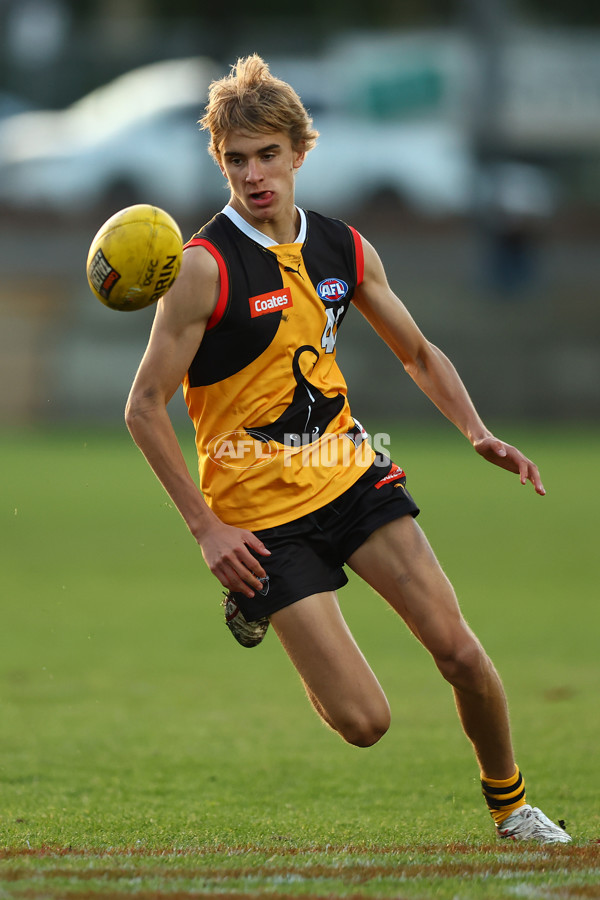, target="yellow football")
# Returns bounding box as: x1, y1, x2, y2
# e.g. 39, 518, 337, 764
86, 204, 183, 311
